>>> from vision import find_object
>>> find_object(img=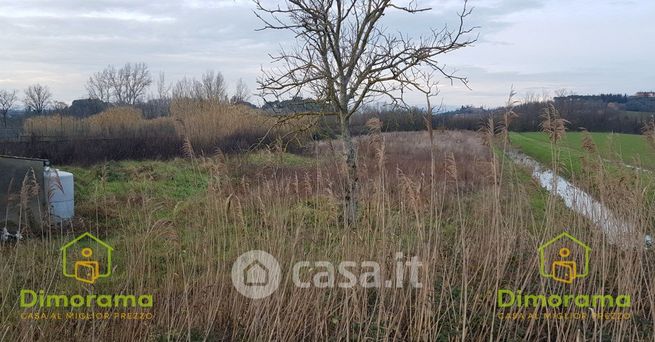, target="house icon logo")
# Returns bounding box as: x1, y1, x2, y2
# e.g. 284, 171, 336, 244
61, 232, 113, 284
538, 232, 591, 284
231, 250, 281, 299
244, 259, 269, 286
